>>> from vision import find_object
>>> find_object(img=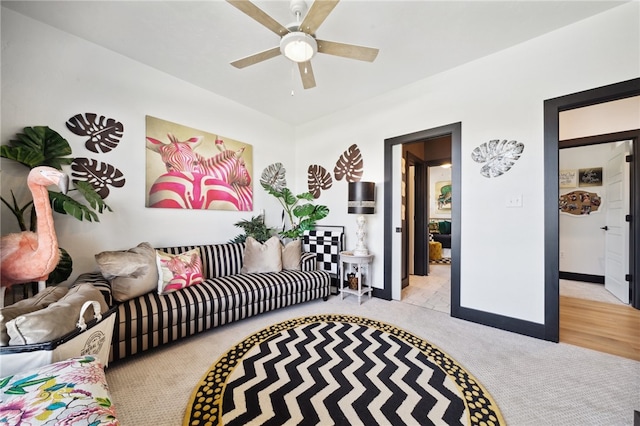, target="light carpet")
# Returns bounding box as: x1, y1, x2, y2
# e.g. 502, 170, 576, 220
184, 314, 504, 425
105, 296, 639, 425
